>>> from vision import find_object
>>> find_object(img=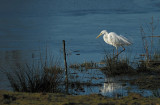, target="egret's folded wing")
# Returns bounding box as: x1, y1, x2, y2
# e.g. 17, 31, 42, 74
108, 32, 120, 45
119, 35, 132, 45
108, 32, 131, 46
